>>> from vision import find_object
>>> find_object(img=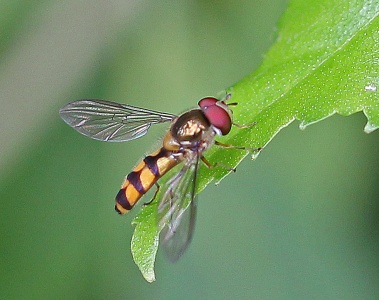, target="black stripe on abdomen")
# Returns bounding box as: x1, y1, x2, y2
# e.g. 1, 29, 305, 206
126, 171, 146, 194
115, 188, 132, 213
